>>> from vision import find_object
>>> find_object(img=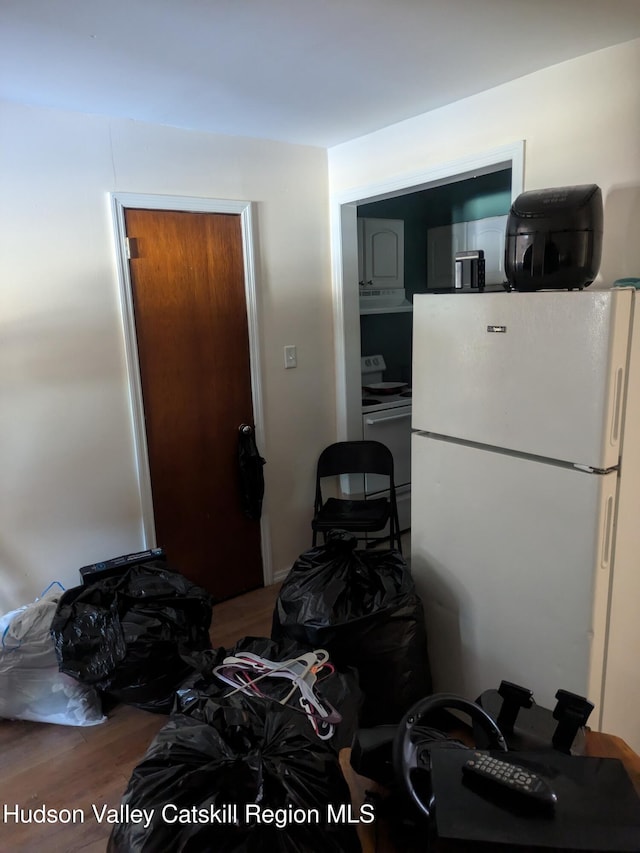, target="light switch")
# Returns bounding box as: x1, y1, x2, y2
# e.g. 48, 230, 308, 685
284, 345, 297, 369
